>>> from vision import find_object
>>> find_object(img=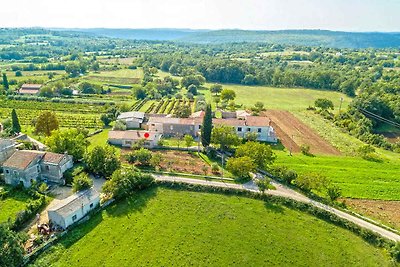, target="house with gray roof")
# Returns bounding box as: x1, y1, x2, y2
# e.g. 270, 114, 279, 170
117, 111, 145, 129
48, 188, 100, 229
2, 150, 73, 187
